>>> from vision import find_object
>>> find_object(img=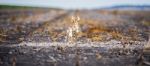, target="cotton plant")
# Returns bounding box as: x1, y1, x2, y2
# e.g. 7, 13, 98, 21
66, 16, 81, 43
